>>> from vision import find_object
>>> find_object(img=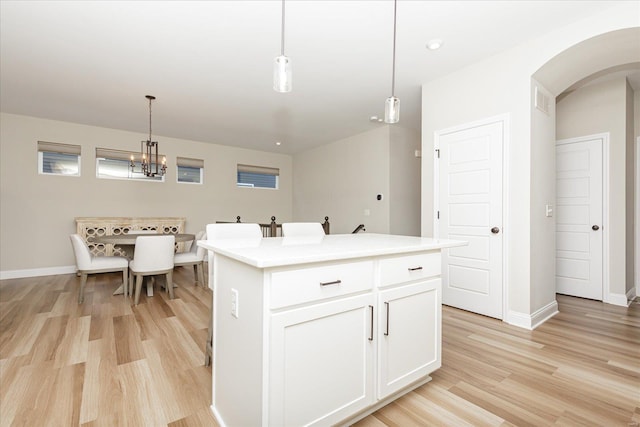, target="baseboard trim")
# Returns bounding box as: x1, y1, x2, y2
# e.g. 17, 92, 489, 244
0, 265, 76, 280
505, 300, 559, 330
606, 292, 631, 307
